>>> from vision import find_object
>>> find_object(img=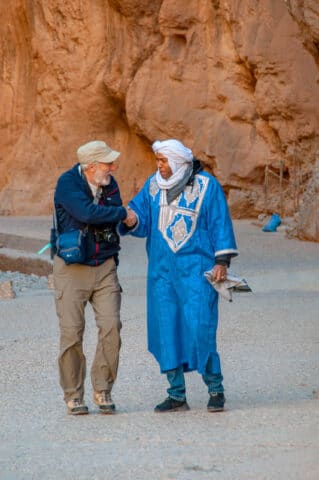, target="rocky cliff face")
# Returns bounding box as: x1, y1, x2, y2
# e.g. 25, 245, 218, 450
288, 151, 319, 242
1, 0, 318, 239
